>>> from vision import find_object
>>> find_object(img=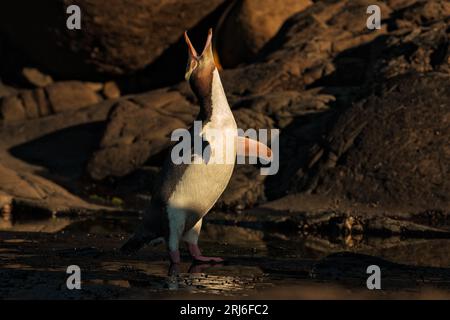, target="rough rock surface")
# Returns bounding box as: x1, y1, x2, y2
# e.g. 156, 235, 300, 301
22, 68, 53, 88
220, 0, 391, 96
216, 0, 312, 68
217, 165, 267, 210
0, 0, 225, 77
83, 0, 450, 213
0, 81, 102, 121
260, 0, 450, 202
0, 0, 449, 218
292, 72, 450, 211
87, 89, 197, 180
0, 164, 104, 214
